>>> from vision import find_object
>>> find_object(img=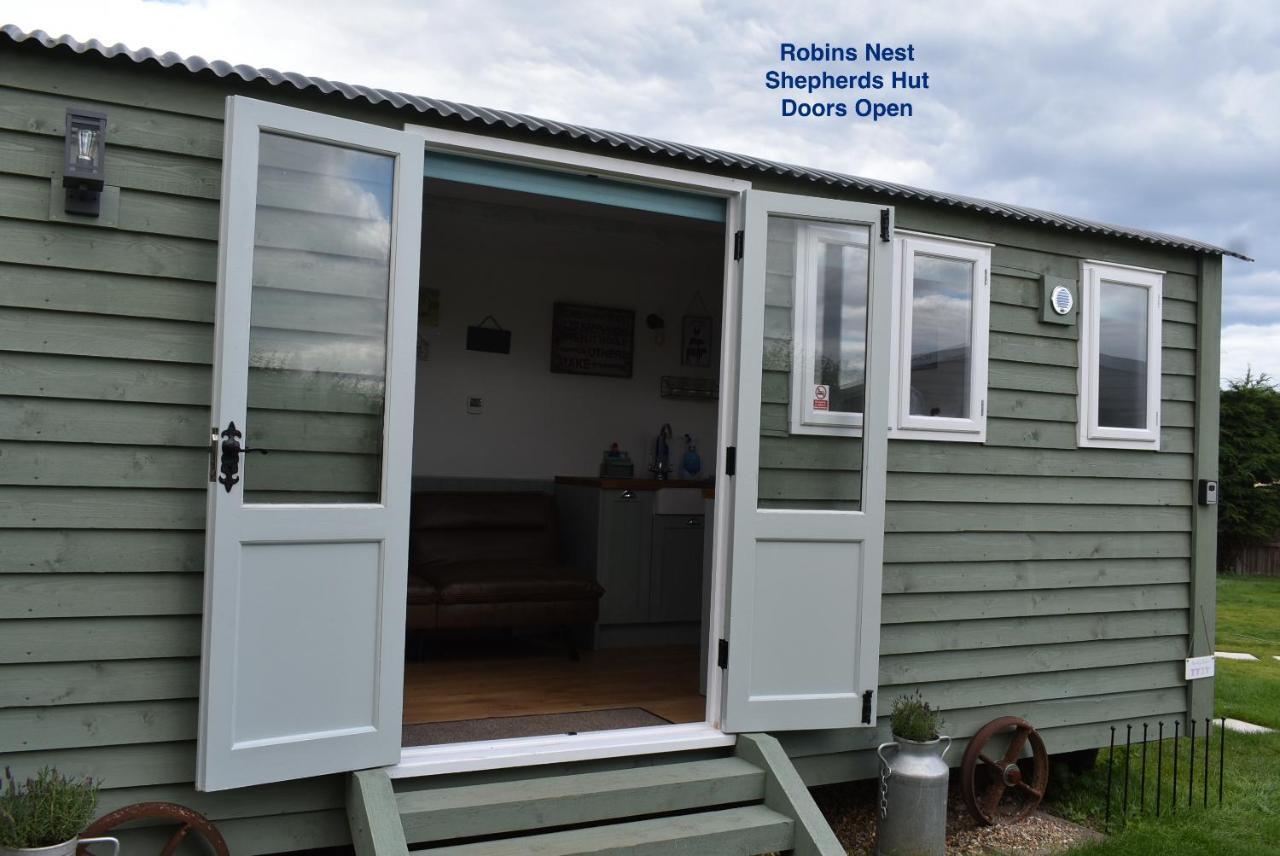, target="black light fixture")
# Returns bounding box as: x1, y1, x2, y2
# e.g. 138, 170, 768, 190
63, 107, 107, 216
